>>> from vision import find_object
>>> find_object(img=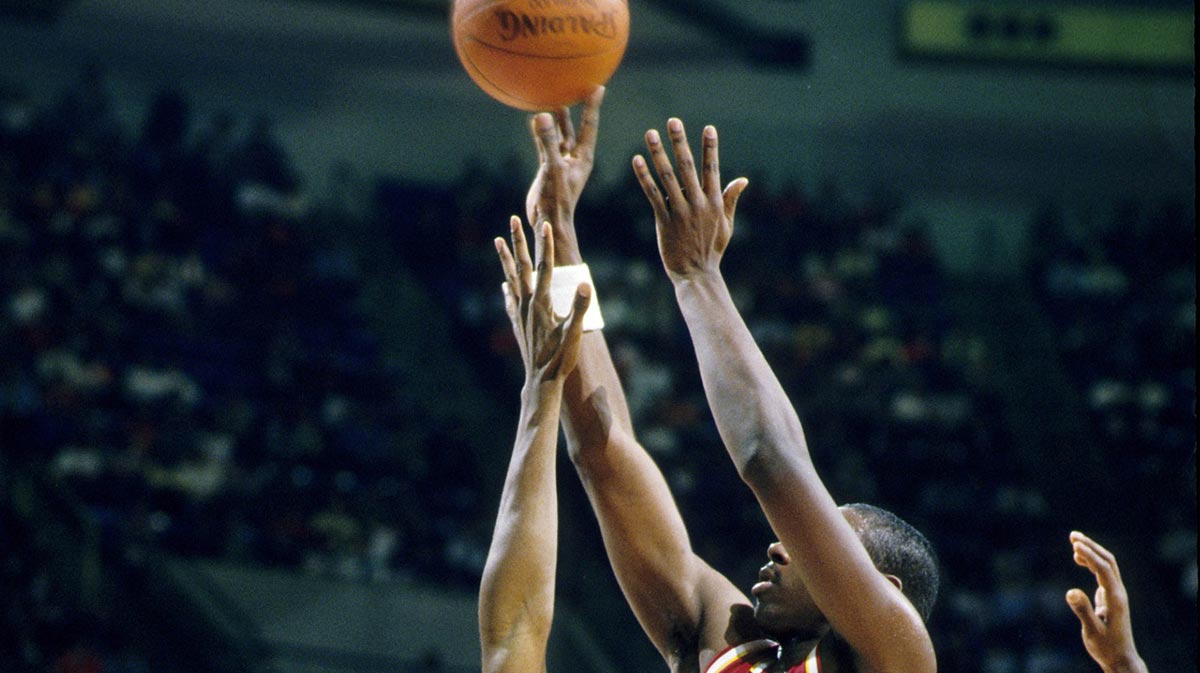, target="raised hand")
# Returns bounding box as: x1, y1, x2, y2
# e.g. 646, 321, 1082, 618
496, 217, 591, 387
1066, 531, 1149, 673
525, 87, 604, 266
632, 118, 748, 282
